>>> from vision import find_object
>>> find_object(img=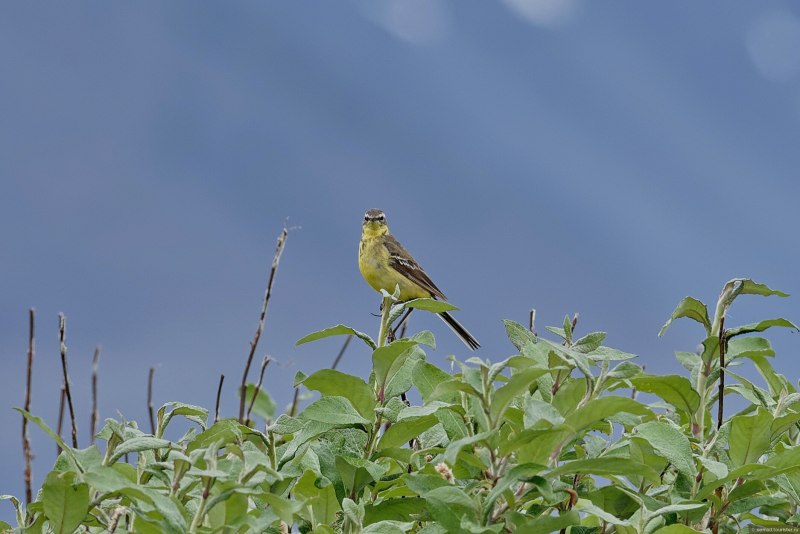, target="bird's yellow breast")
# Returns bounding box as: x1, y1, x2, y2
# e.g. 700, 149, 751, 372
358, 231, 430, 300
